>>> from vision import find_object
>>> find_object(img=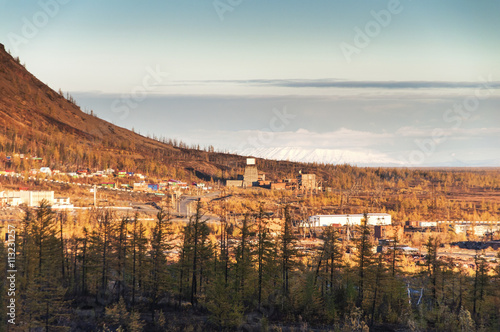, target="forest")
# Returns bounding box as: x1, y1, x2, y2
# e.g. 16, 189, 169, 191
1, 200, 499, 331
